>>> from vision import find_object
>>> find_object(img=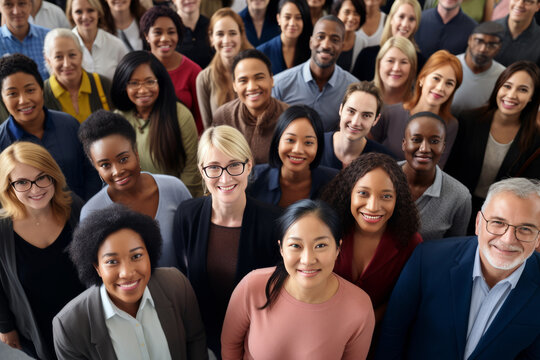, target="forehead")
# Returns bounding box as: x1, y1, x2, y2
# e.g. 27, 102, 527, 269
425, 64, 456, 80
234, 57, 270, 76
1, 71, 39, 90
484, 192, 540, 225
99, 228, 146, 254
406, 116, 446, 134
312, 19, 343, 38
9, 162, 42, 180
344, 91, 378, 110
470, 33, 501, 42
354, 167, 395, 191
151, 16, 176, 28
